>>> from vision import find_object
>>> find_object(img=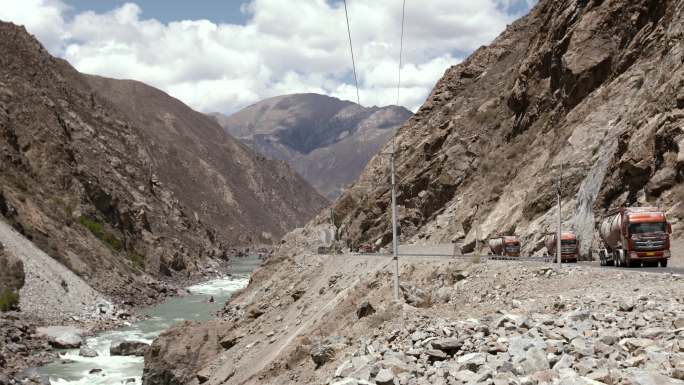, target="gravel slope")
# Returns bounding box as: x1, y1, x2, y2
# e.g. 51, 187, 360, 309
0, 219, 105, 322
